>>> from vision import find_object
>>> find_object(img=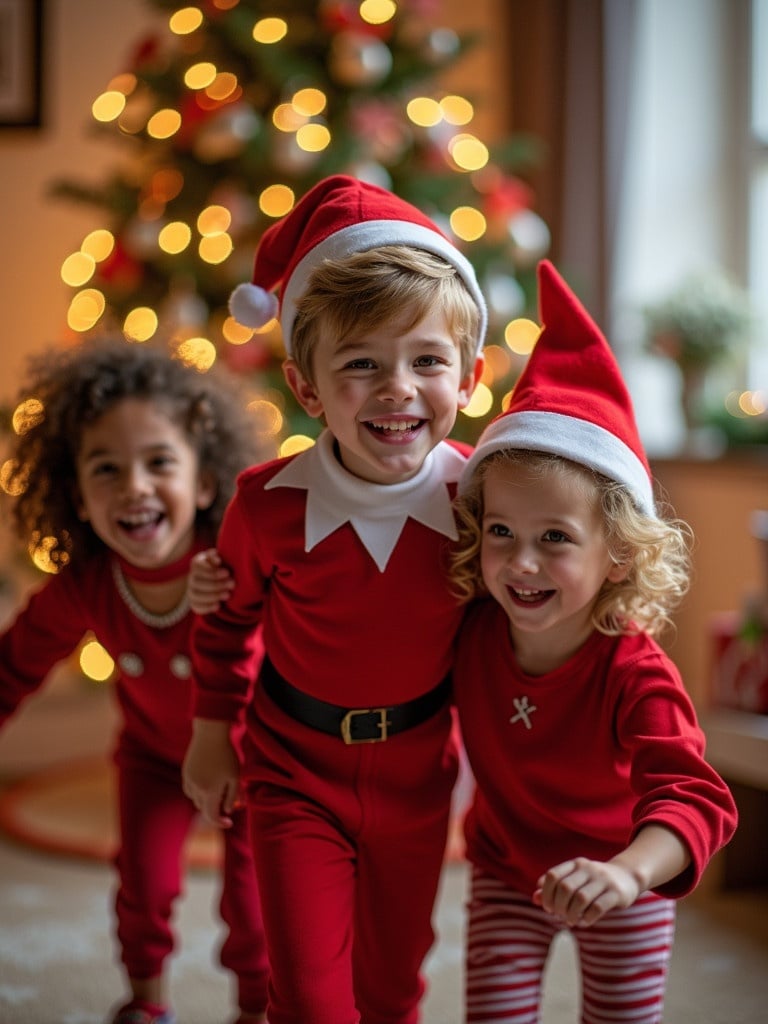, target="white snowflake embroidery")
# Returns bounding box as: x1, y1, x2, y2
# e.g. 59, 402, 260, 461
509, 696, 537, 729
